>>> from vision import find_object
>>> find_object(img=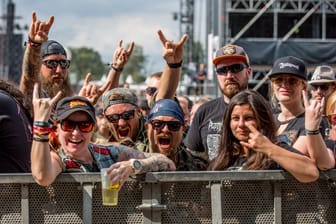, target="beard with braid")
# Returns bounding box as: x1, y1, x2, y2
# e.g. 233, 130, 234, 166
40, 75, 73, 98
